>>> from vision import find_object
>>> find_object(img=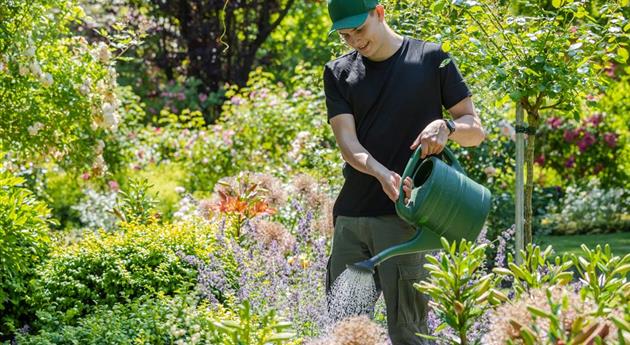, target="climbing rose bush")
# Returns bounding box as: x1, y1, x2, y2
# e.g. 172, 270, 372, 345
0, 0, 140, 171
